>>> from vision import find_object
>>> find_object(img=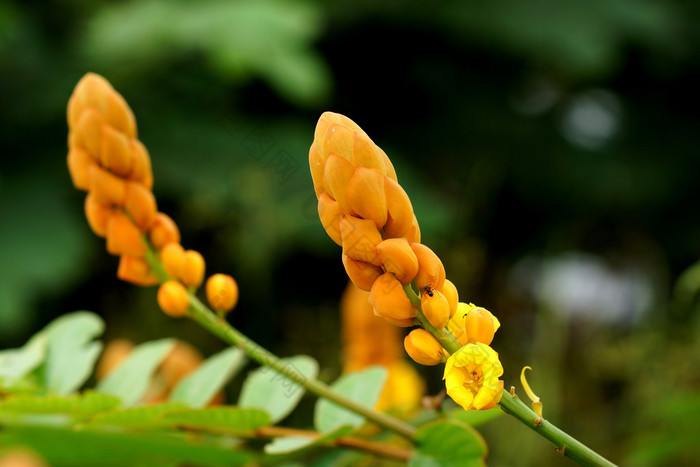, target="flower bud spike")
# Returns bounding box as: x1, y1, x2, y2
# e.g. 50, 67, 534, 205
520, 366, 543, 418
